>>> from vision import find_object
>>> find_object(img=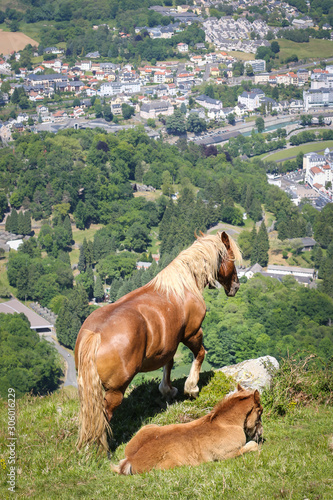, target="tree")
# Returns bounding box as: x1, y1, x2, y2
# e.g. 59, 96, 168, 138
0, 313, 62, 397
256, 221, 269, 267
161, 170, 174, 197
166, 109, 186, 135
76, 267, 94, 299
78, 239, 87, 272
147, 118, 156, 128
270, 41, 280, 54
103, 104, 113, 122
121, 103, 135, 120
186, 113, 207, 134
11, 87, 20, 104
23, 212, 31, 235
94, 275, 105, 302
250, 225, 259, 265
0, 192, 8, 222
17, 211, 25, 235
5, 209, 18, 233
227, 113, 236, 126
56, 287, 90, 349
94, 102, 103, 118
300, 114, 312, 127
255, 117, 265, 133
